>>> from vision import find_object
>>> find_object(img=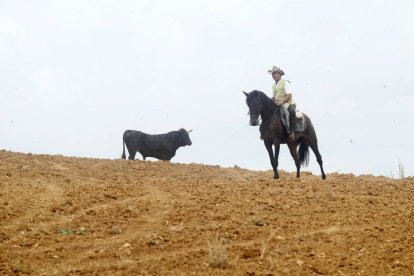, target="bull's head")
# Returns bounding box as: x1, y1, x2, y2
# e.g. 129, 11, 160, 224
177, 128, 192, 146
244, 91, 262, 126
